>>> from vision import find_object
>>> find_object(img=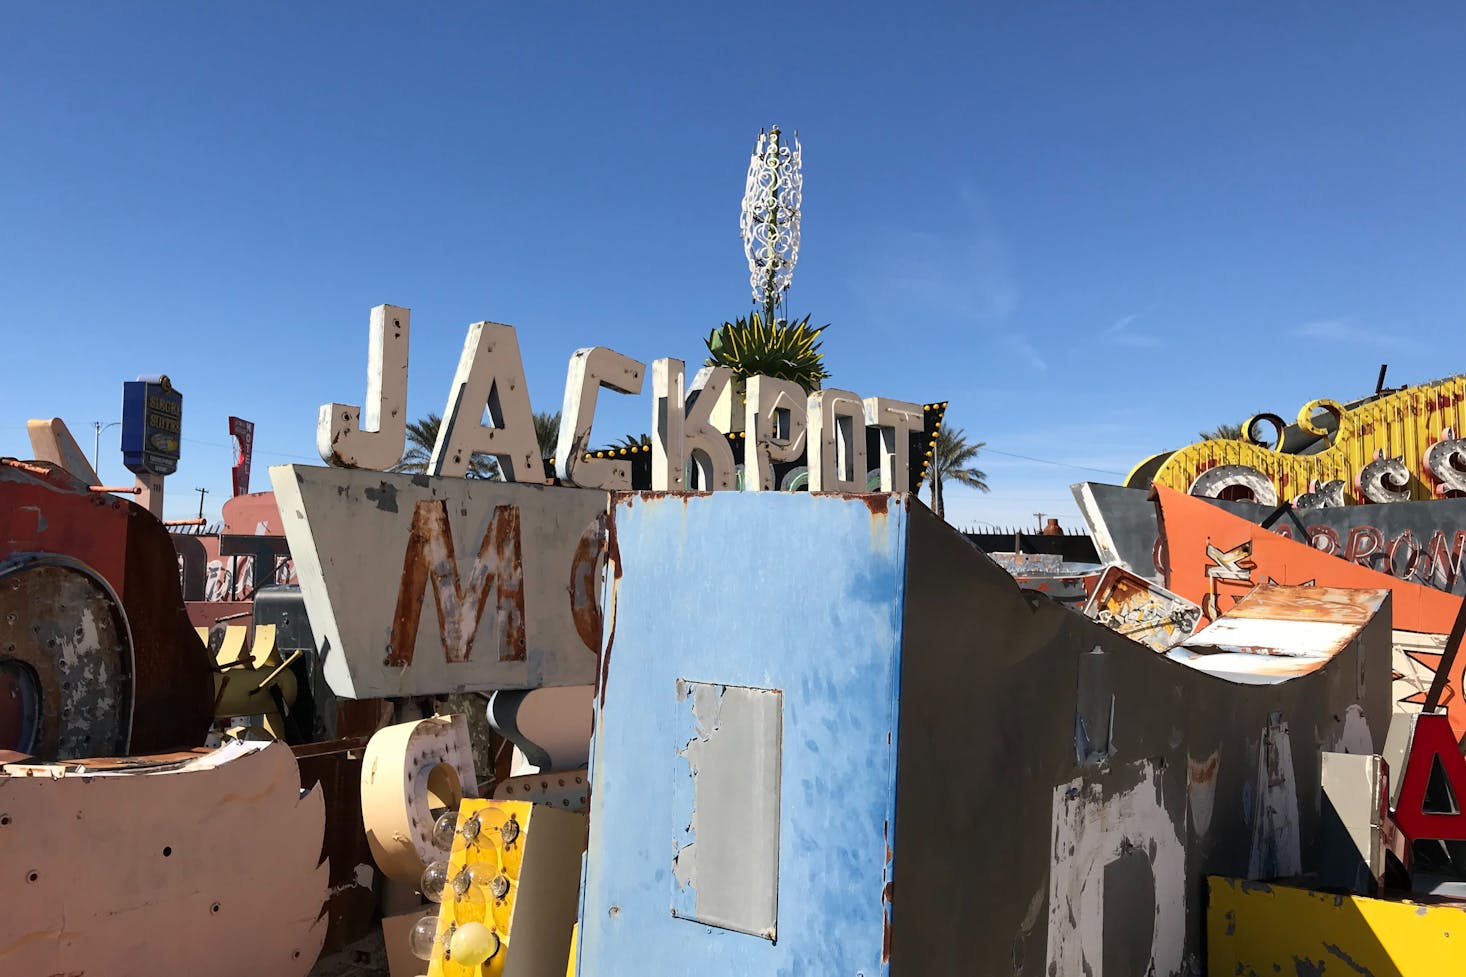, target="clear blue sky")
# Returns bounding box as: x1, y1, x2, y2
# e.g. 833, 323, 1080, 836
3, 3, 1464, 528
